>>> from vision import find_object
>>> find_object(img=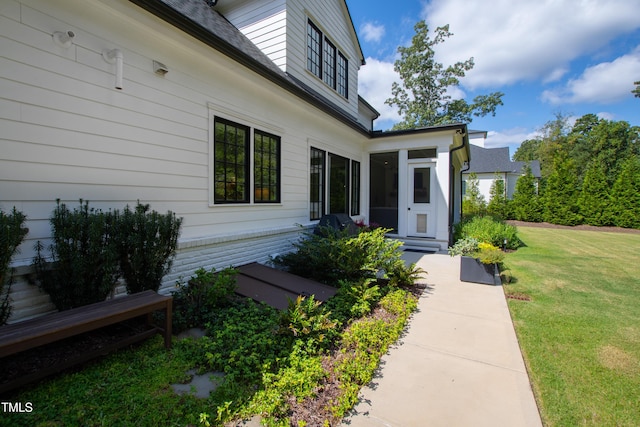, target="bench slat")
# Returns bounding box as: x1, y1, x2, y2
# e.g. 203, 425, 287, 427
0, 290, 172, 358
